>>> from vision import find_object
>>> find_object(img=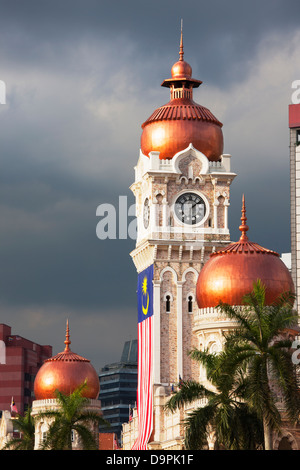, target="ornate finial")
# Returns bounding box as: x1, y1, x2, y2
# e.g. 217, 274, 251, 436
179, 19, 184, 61
239, 194, 249, 240
64, 319, 71, 351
